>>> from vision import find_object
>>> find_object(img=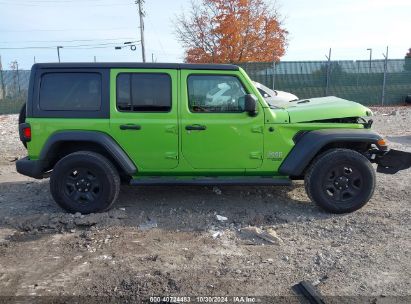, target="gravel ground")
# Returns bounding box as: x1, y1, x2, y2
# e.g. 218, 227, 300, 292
0, 107, 410, 303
